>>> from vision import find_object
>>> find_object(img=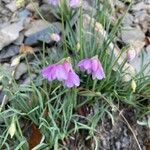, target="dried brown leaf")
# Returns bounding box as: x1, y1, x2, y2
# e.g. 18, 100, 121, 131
20, 44, 34, 55
28, 124, 42, 150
